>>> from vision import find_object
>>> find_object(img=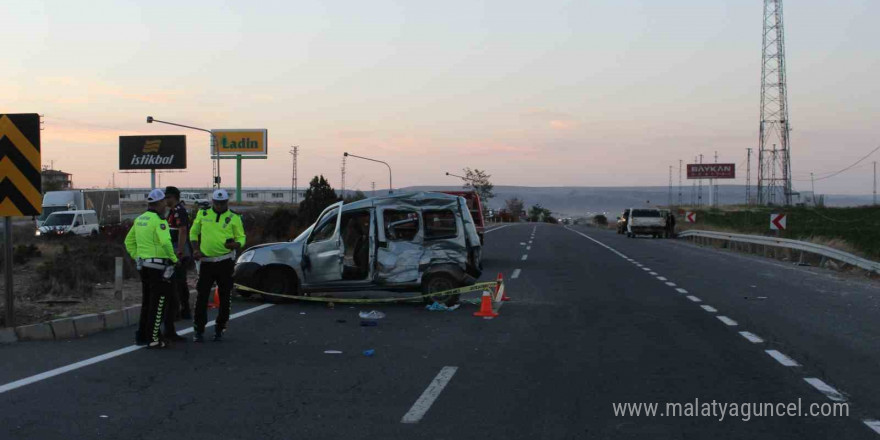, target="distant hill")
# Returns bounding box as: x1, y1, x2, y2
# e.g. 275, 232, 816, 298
397, 185, 875, 216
